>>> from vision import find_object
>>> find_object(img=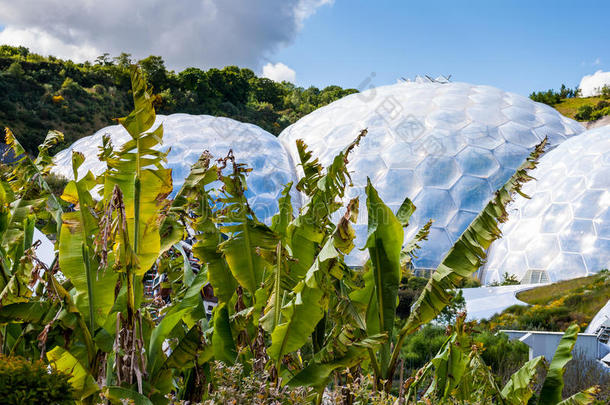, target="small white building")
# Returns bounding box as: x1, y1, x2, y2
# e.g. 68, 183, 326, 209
501, 329, 610, 371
